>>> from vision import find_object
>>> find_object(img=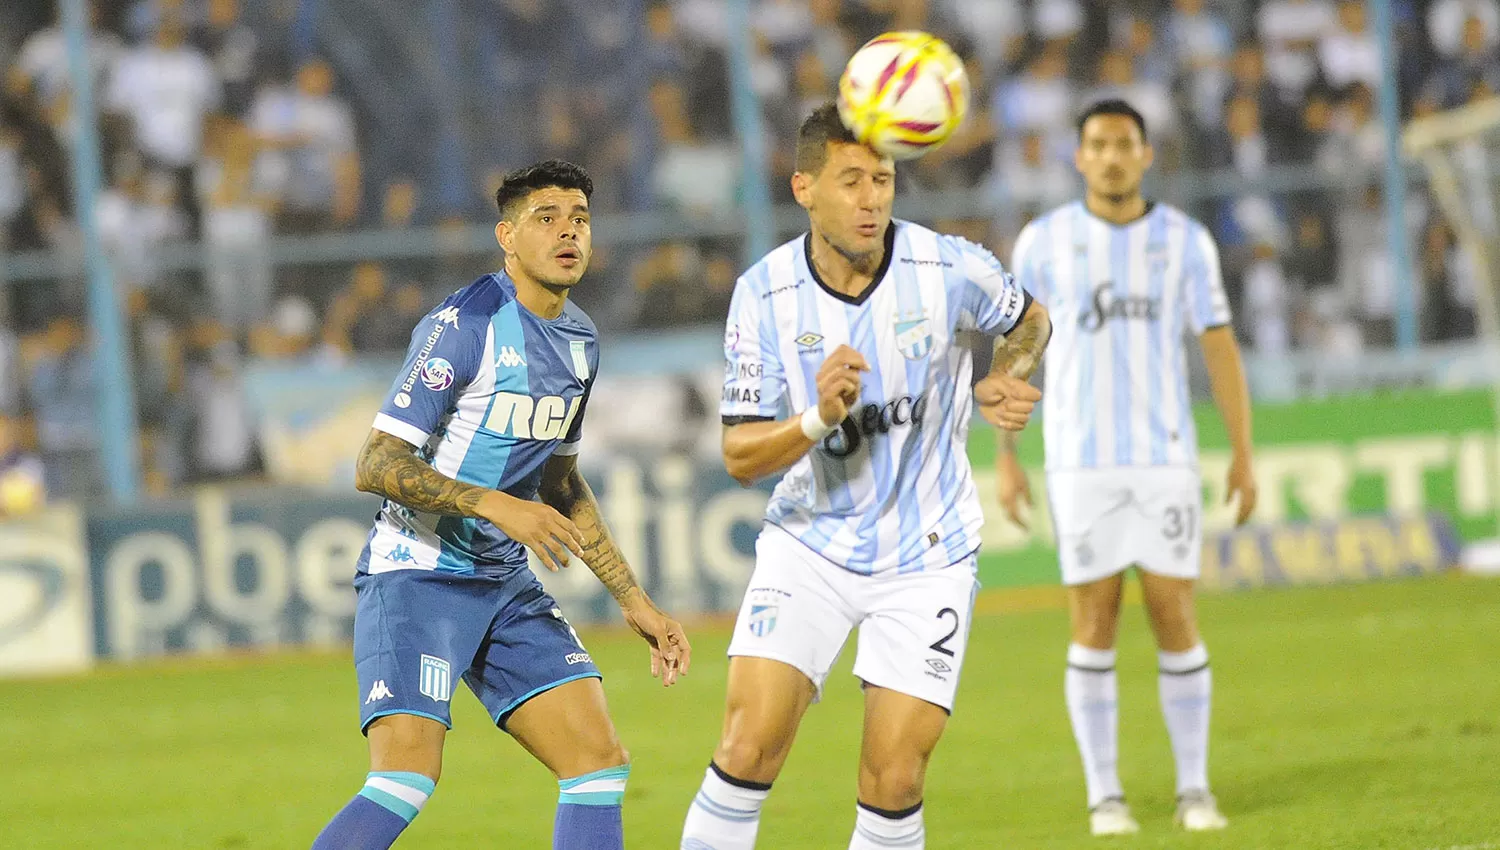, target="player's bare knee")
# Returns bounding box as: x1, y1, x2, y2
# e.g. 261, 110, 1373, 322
713, 729, 791, 784
858, 757, 926, 810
